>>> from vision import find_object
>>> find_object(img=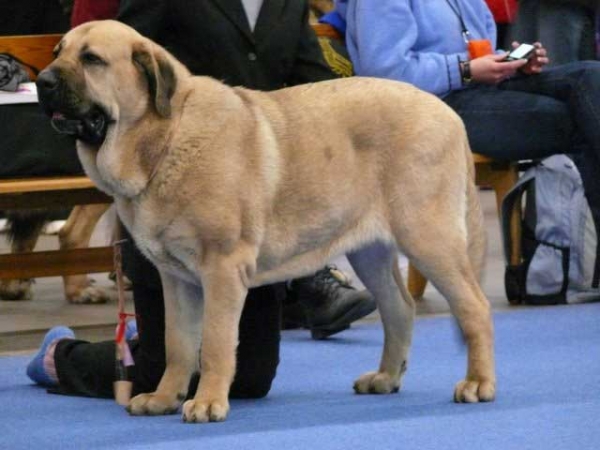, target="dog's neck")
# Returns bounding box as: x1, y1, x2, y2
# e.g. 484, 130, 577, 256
145, 89, 192, 187
78, 110, 177, 200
